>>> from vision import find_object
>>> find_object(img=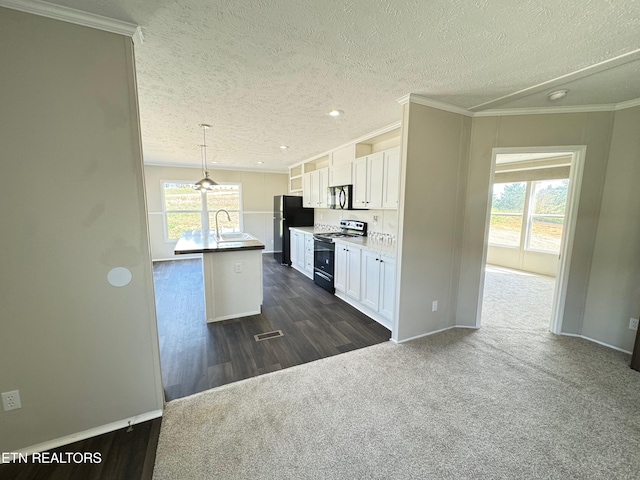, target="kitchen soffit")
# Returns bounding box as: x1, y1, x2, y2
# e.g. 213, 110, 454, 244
4, 0, 640, 172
